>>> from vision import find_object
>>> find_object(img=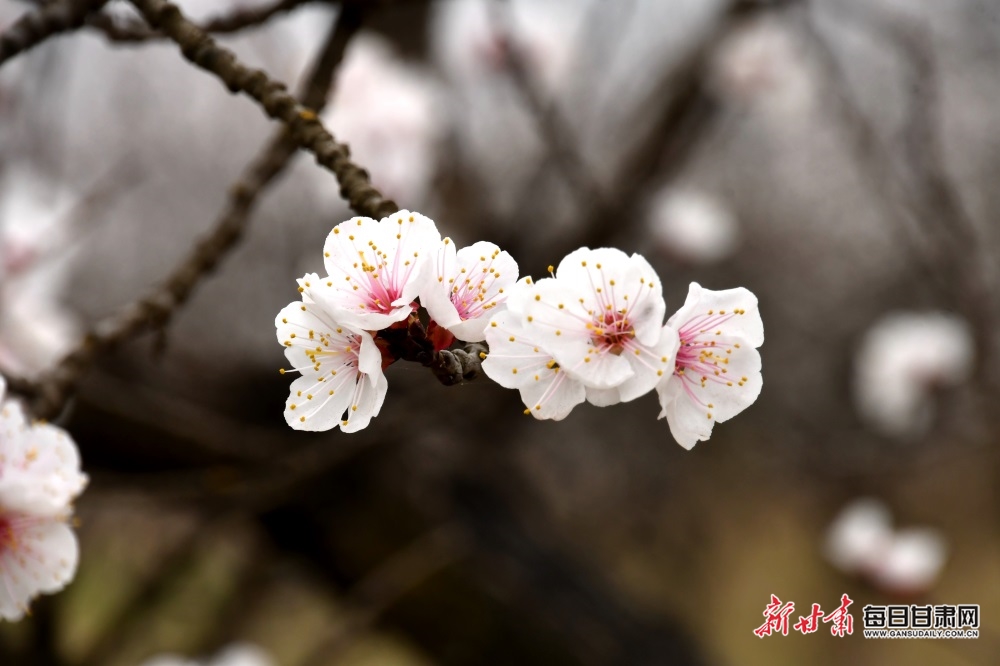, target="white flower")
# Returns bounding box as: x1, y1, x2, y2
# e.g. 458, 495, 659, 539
0, 376, 87, 621
656, 282, 763, 449
647, 188, 739, 264
515, 248, 678, 406
420, 238, 518, 342
824, 498, 893, 575
853, 311, 973, 438
872, 528, 947, 596
275, 300, 387, 433
303, 211, 441, 332
141, 642, 276, 666
482, 306, 585, 420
